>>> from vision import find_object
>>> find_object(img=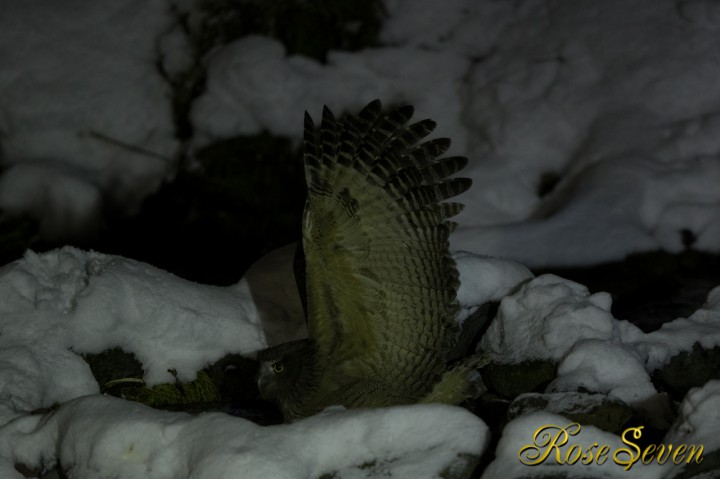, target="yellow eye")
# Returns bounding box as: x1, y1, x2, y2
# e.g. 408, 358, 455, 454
272, 362, 284, 373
